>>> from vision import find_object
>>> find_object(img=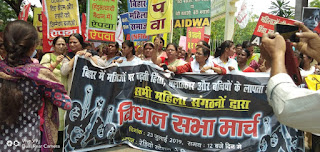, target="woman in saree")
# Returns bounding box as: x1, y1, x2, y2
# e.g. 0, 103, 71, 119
167, 45, 226, 74
0, 20, 72, 151
40, 36, 68, 151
